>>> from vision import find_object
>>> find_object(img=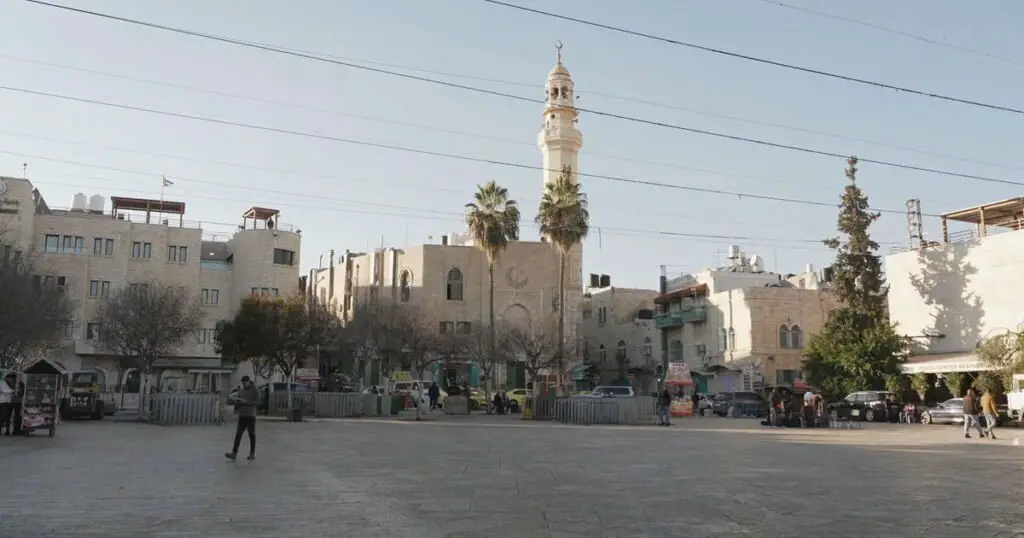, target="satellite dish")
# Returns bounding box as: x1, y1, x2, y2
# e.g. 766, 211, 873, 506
266, 218, 275, 230
749, 255, 763, 273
